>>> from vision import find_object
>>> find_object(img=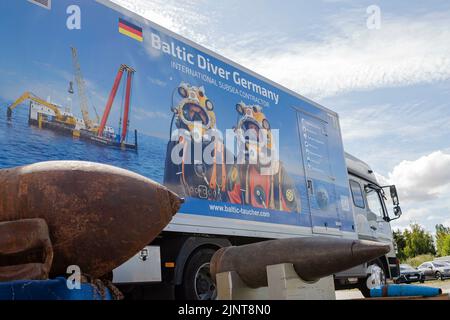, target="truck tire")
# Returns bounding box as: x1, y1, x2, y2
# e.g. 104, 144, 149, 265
179, 248, 217, 300
358, 259, 386, 298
